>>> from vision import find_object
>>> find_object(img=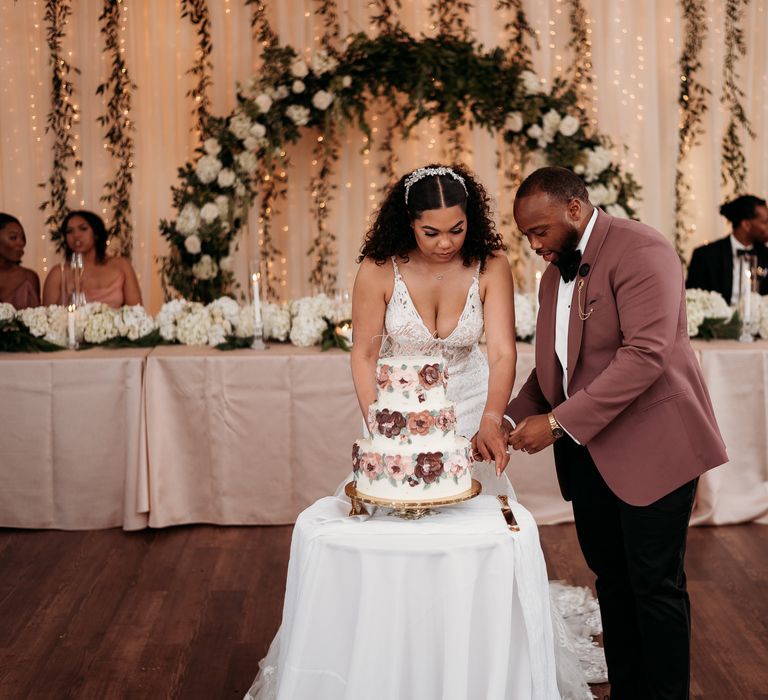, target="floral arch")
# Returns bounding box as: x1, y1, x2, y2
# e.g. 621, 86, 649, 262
158, 5, 639, 304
